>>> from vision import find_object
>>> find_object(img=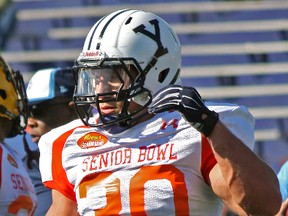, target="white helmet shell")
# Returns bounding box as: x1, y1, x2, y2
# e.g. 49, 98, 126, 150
78, 9, 181, 105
